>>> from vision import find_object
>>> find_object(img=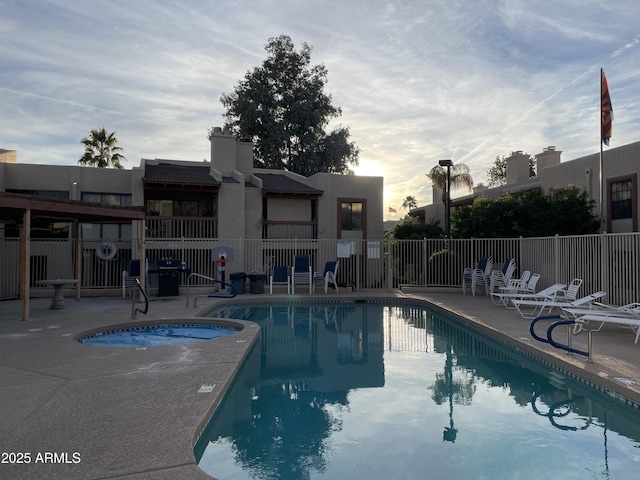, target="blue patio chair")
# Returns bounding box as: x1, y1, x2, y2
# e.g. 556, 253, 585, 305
292, 255, 312, 294
270, 266, 291, 294
313, 260, 339, 294
122, 258, 148, 297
